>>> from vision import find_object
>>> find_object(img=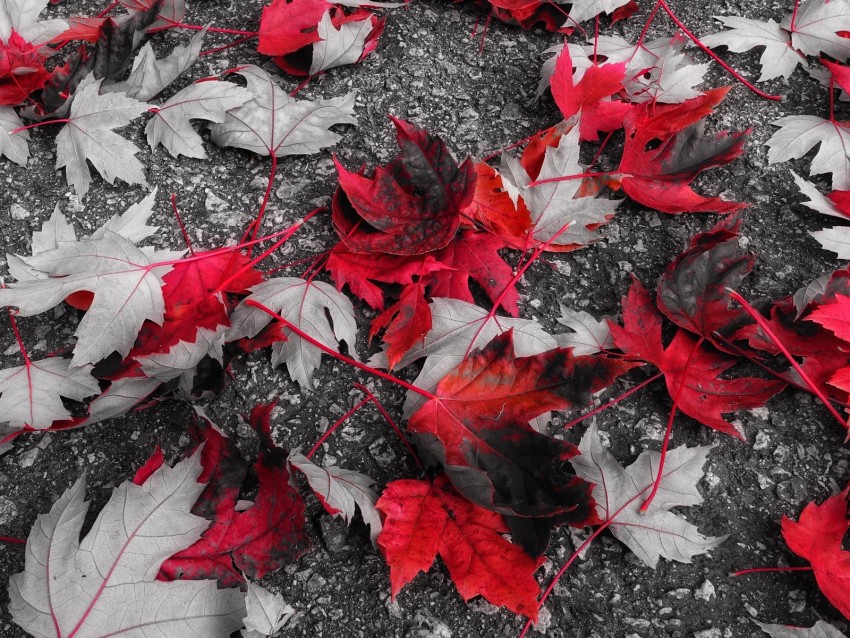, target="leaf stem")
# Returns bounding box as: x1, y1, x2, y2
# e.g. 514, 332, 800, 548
10, 119, 70, 135
640, 336, 703, 512
353, 383, 423, 470
158, 17, 258, 36
731, 565, 813, 577
726, 289, 848, 433
527, 171, 614, 187
656, 0, 782, 101
199, 35, 255, 57
306, 397, 370, 458
244, 300, 437, 400
0, 535, 25, 544
562, 371, 663, 429
170, 194, 195, 255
